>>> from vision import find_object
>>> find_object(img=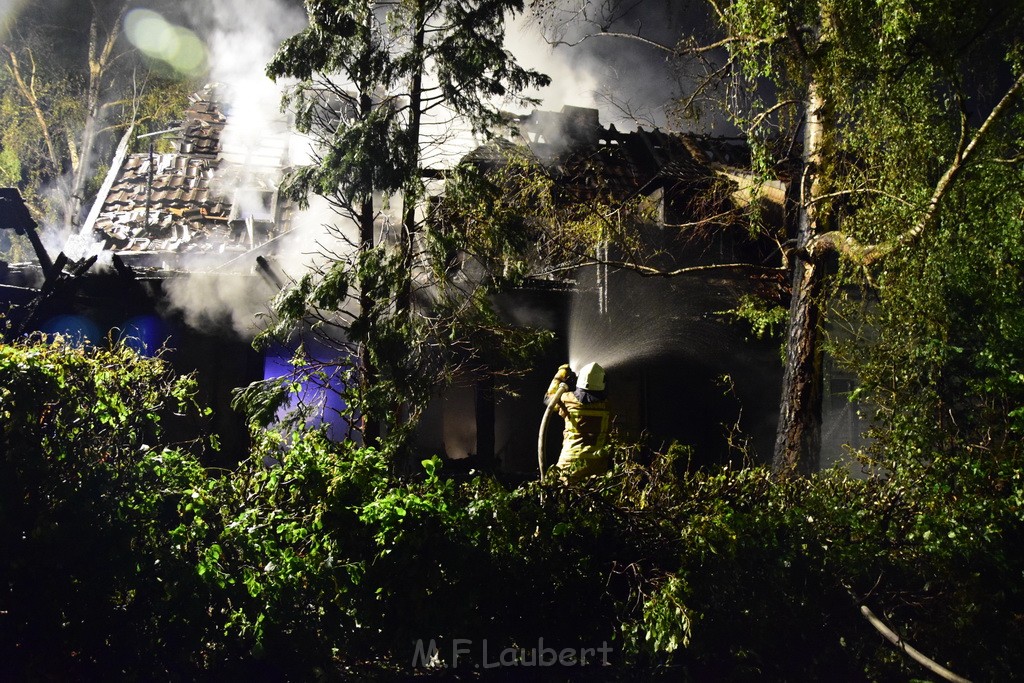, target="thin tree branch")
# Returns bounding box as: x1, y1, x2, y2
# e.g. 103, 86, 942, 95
906, 70, 1024, 242
809, 70, 1024, 264
680, 33, 783, 57
662, 208, 745, 230
859, 604, 972, 683
994, 153, 1024, 164
2, 46, 61, 175
745, 99, 801, 135
598, 259, 786, 278
545, 29, 677, 54
679, 58, 734, 117
808, 187, 917, 209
